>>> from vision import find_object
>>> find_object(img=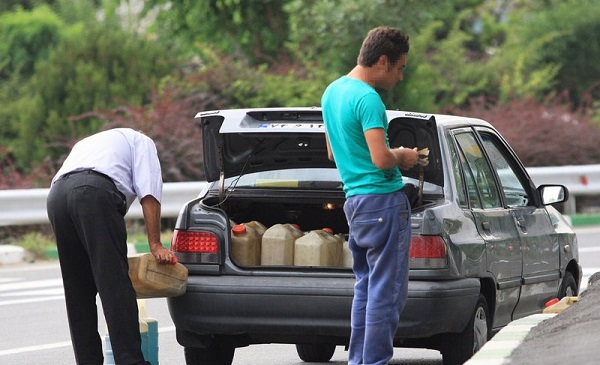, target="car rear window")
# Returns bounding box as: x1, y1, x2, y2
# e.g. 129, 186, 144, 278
221, 168, 442, 194
223, 168, 342, 189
